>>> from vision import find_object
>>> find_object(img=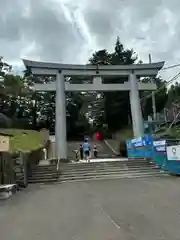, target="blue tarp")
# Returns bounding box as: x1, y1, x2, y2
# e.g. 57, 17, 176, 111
152, 140, 167, 168
126, 135, 153, 159
126, 135, 180, 175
